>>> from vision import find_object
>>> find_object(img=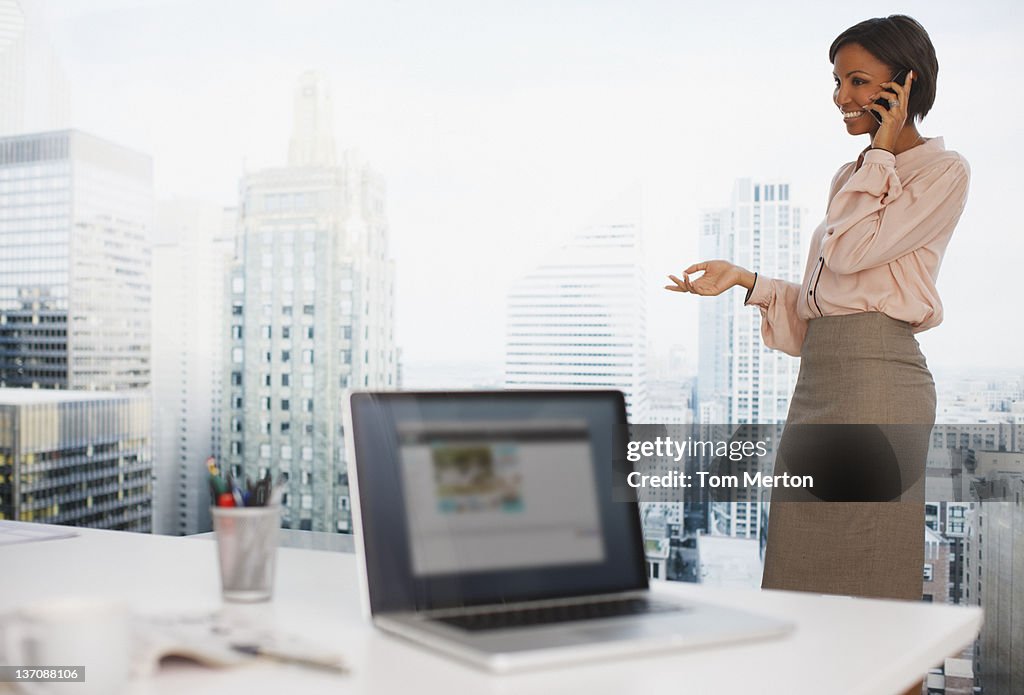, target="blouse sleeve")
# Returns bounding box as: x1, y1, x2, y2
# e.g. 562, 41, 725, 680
743, 273, 806, 357
820, 149, 970, 274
